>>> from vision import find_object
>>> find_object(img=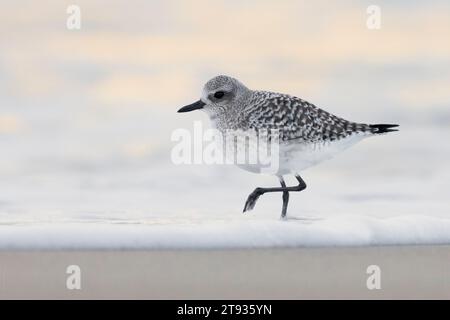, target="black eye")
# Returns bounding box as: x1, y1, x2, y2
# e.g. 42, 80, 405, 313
214, 91, 225, 99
